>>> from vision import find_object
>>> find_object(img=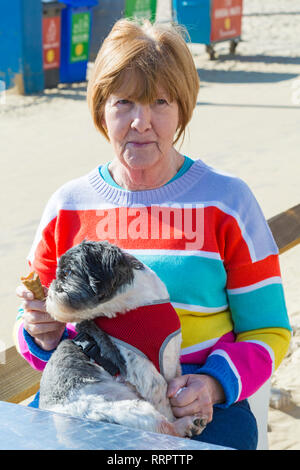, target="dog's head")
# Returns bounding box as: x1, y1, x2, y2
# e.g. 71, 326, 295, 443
46, 240, 145, 323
